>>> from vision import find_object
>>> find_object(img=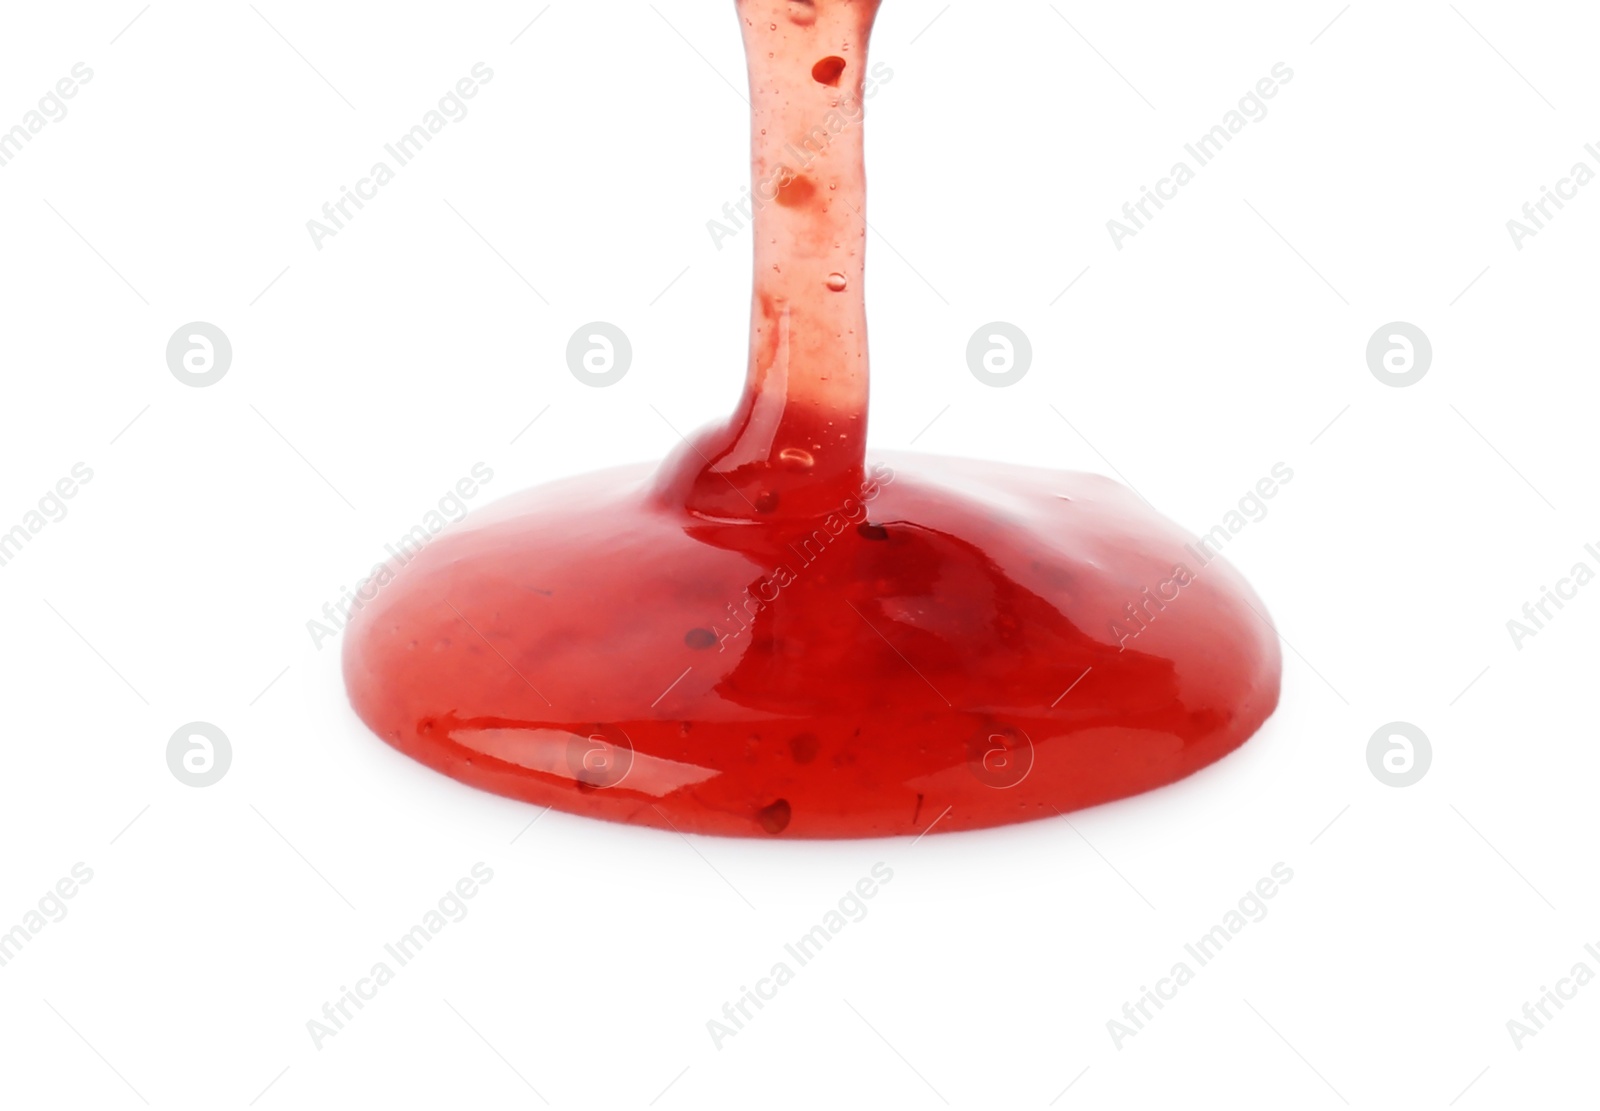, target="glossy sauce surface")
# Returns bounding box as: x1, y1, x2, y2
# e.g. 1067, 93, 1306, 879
342, 0, 1282, 837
